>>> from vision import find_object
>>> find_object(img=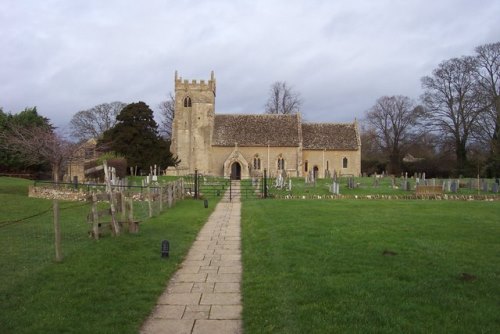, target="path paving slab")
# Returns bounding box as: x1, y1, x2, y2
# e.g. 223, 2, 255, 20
141, 184, 242, 333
